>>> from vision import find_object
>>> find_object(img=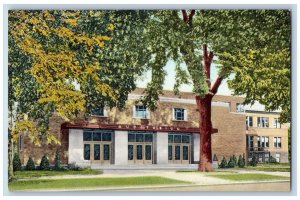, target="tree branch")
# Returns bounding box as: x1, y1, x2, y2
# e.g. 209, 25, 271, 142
188, 10, 196, 22
210, 76, 223, 95
182, 10, 188, 22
